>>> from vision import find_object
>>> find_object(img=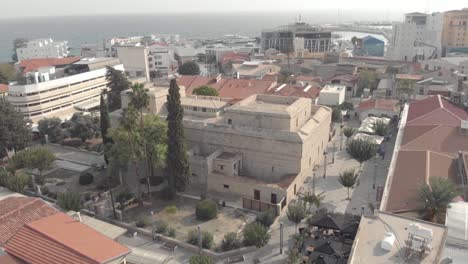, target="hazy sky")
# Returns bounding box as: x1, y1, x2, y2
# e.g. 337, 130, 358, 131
2, 0, 467, 19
